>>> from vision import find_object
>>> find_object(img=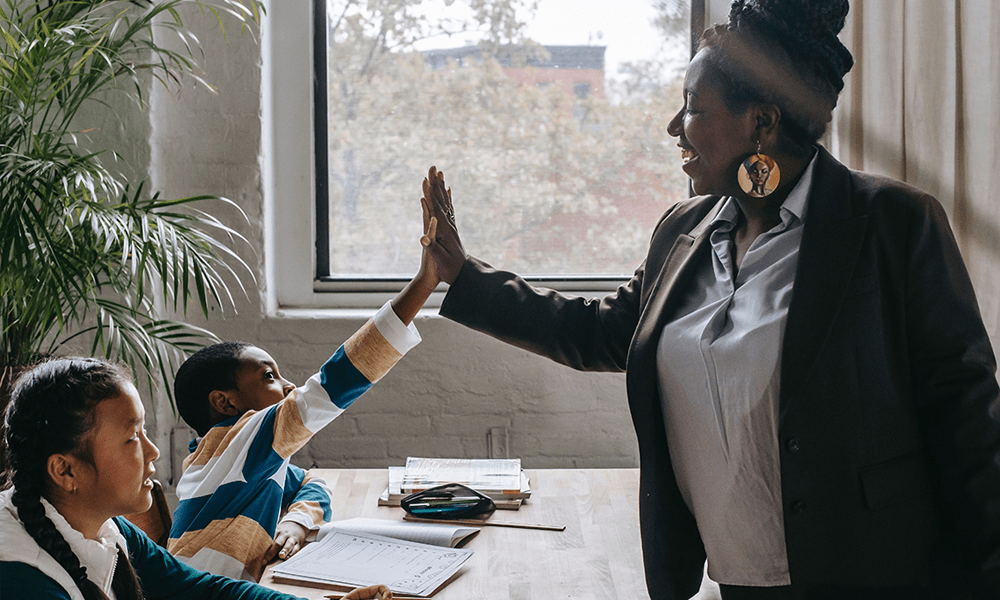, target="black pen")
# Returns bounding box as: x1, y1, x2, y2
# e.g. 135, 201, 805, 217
406, 497, 481, 507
